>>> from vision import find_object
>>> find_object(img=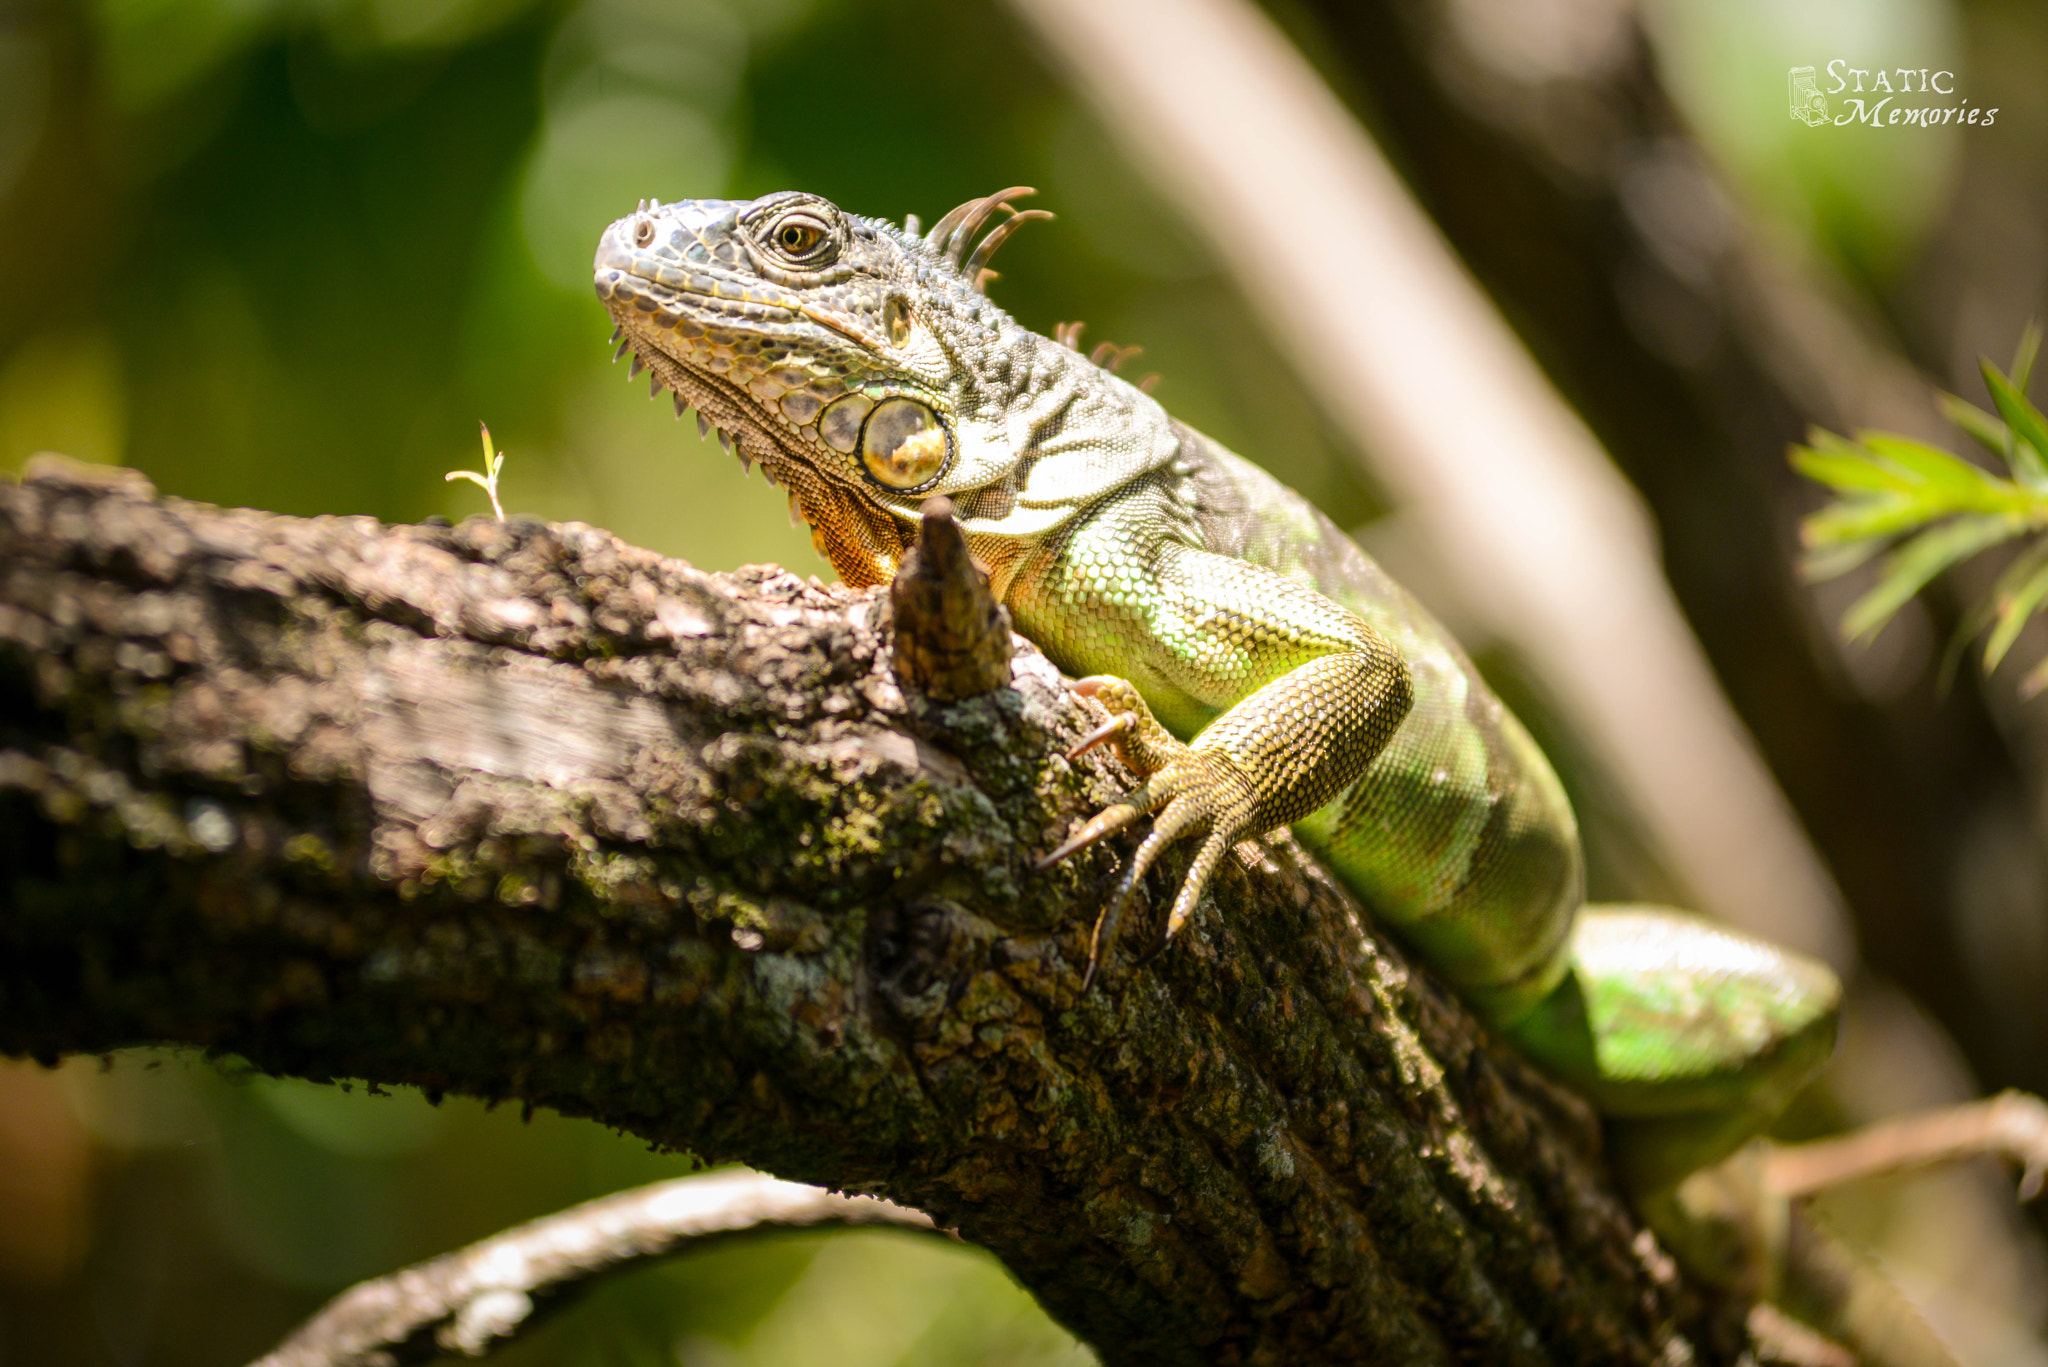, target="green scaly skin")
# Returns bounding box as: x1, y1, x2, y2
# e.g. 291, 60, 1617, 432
591, 186, 1843, 1268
